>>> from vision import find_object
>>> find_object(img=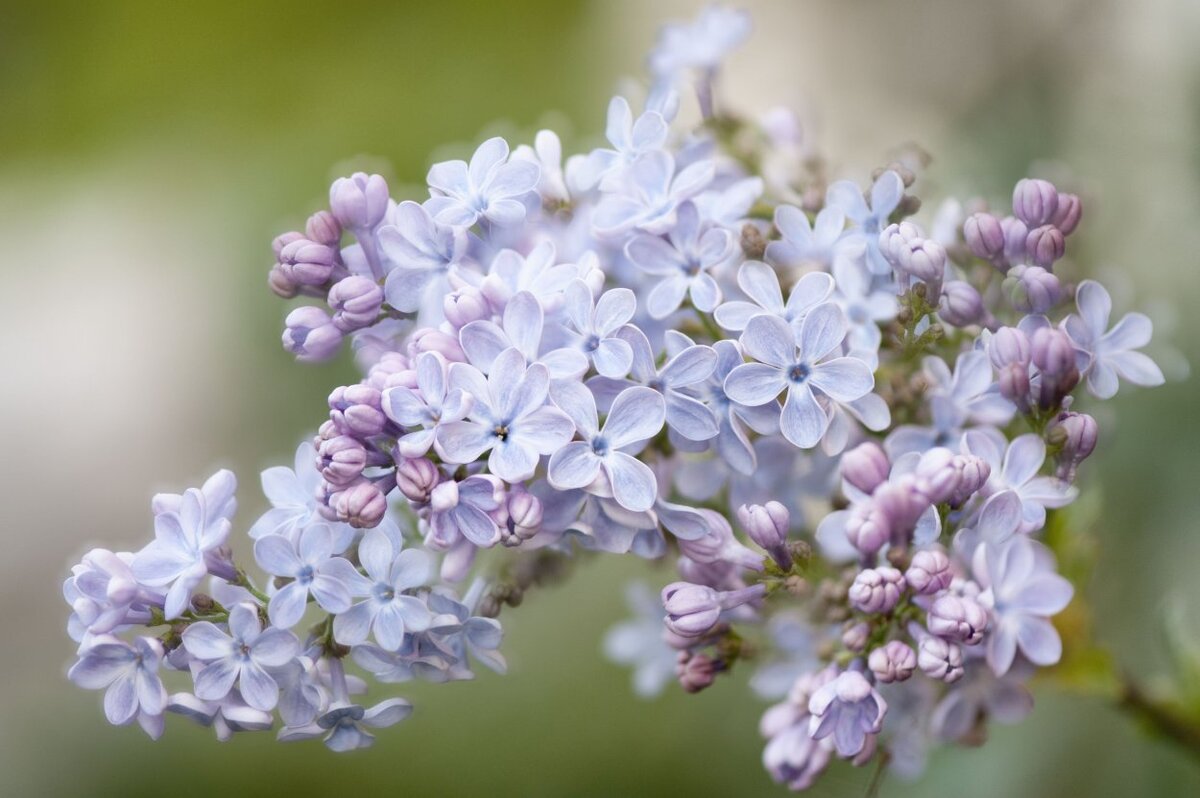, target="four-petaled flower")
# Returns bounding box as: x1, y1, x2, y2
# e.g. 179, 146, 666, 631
182, 603, 300, 711
425, 136, 539, 227
332, 529, 435, 651
252, 525, 354, 628
1064, 279, 1164, 399
68, 636, 167, 725
558, 280, 638, 378
382, 351, 474, 458
625, 200, 733, 317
